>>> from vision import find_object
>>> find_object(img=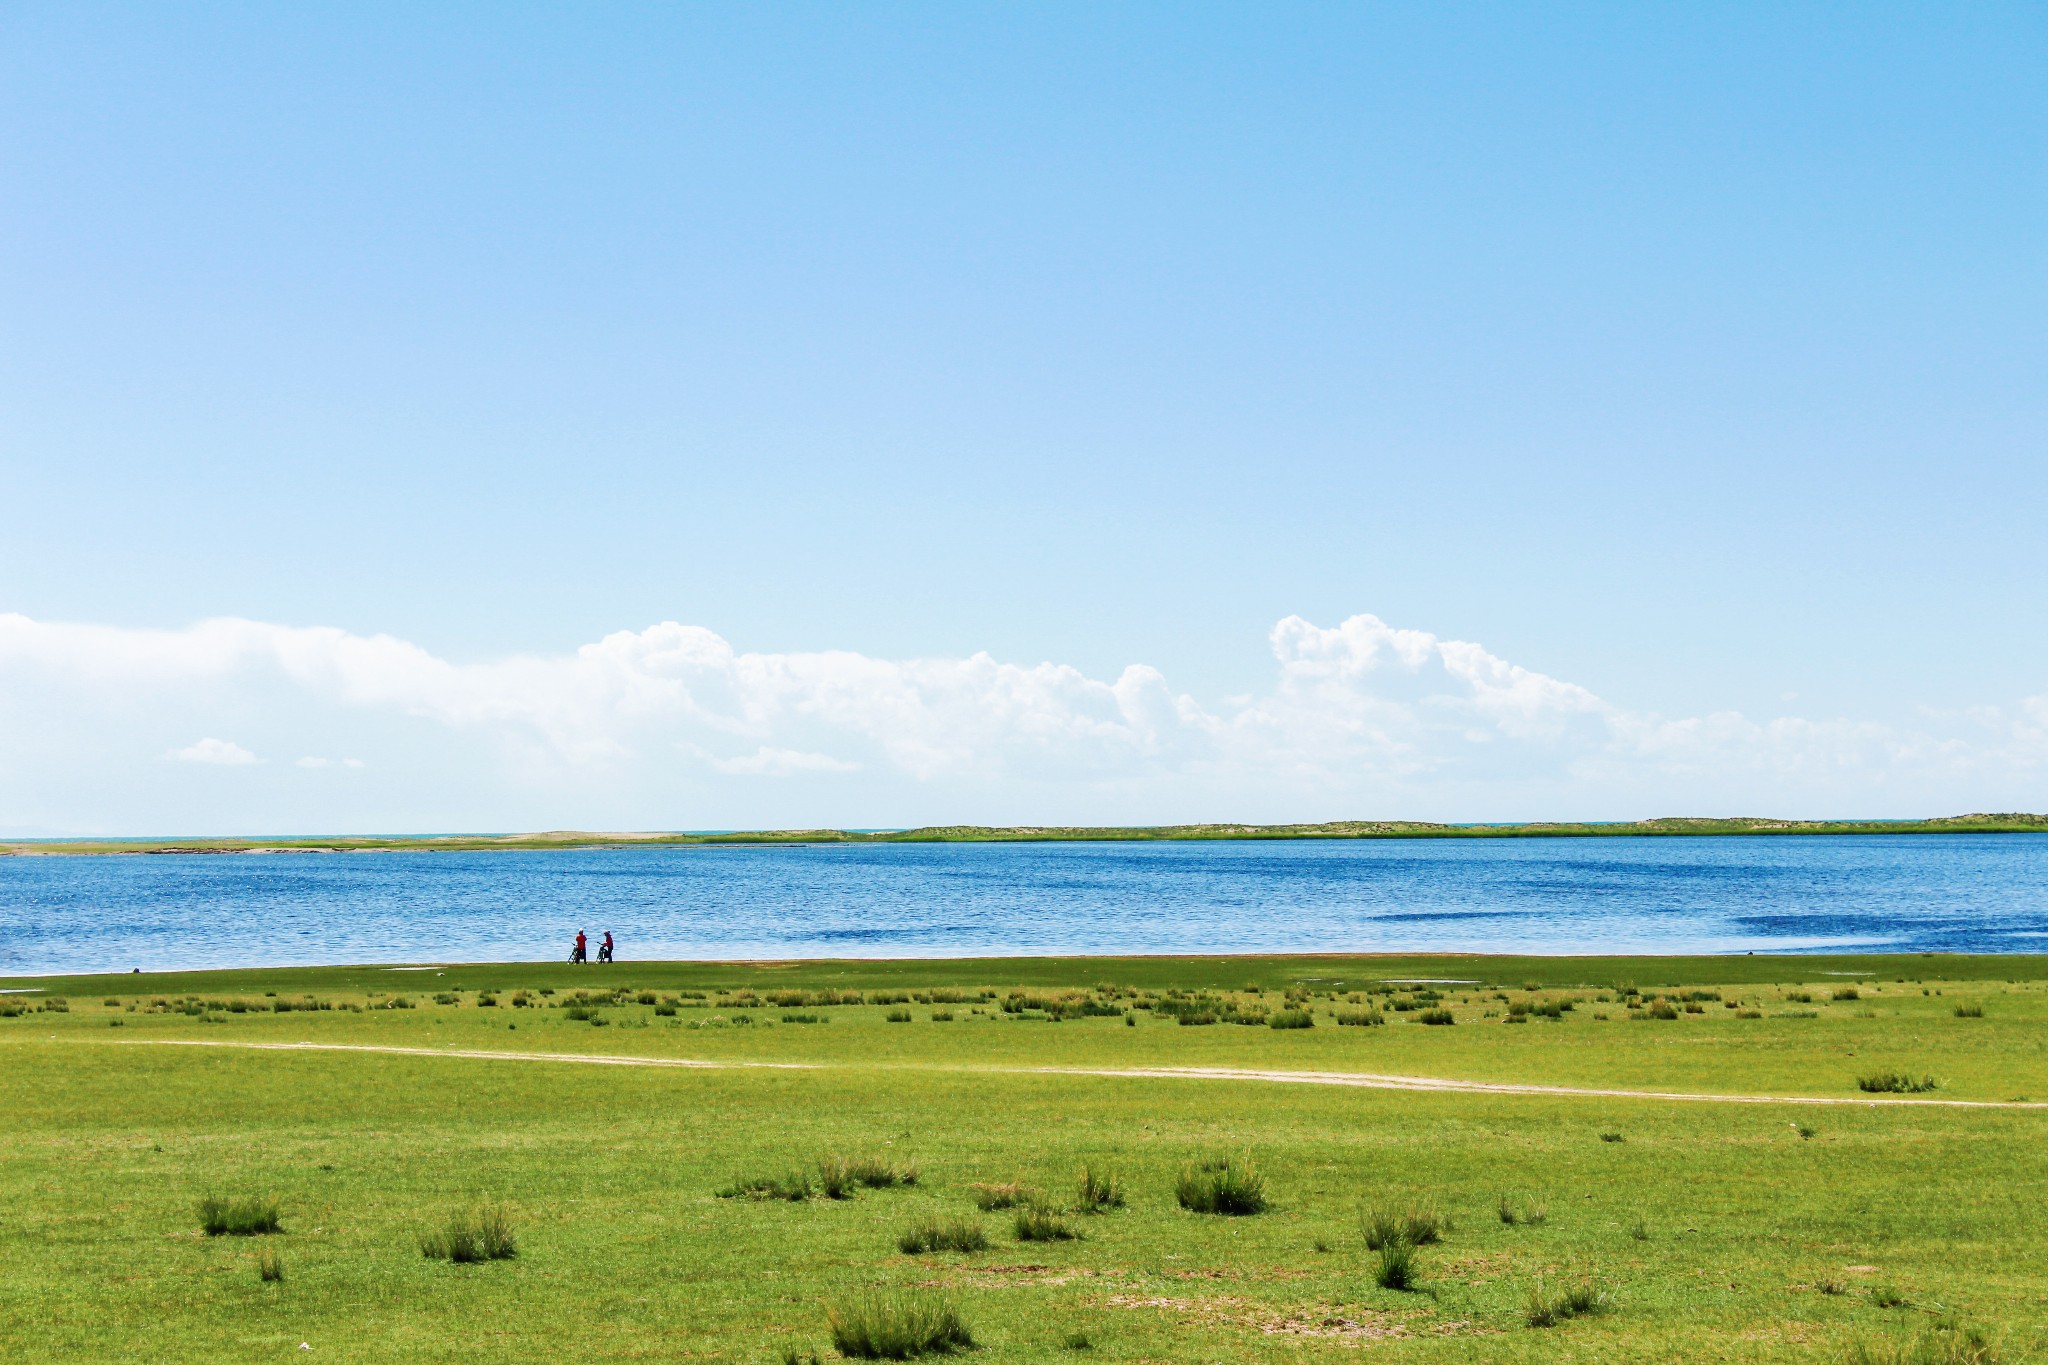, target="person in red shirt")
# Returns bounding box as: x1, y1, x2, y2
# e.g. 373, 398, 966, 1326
599, 931, 614, 964
572, 930, 587, 964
